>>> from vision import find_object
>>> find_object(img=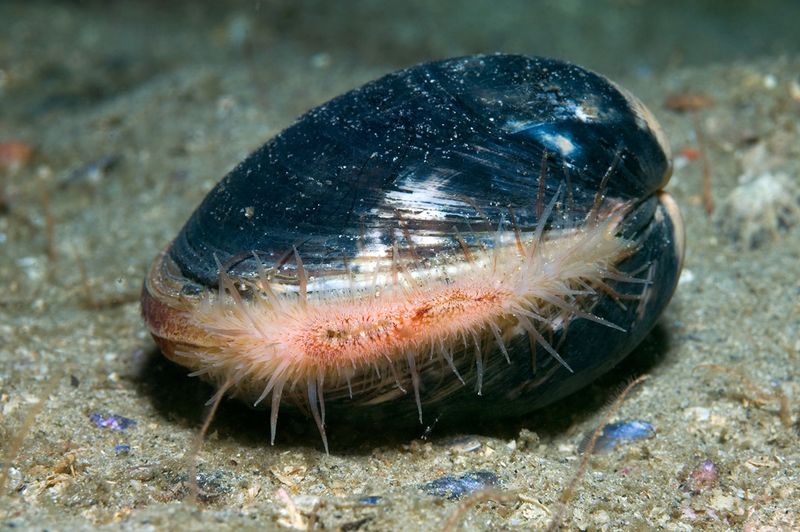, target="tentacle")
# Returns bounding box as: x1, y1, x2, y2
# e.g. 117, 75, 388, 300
306, 376, 328, 454
405, 352, 423, 423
